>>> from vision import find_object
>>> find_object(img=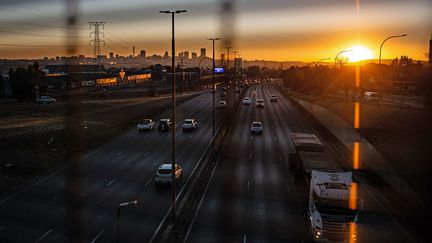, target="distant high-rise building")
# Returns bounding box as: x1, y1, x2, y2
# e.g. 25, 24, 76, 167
140, 50, 146, 58
221, 53, 226, 67
109, 52, 114, 59
200, 48, 206, 57
191, 52, 197, 59
163, 51, 169, 58
78, 55, 85, 59
184, 51, 190, 59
